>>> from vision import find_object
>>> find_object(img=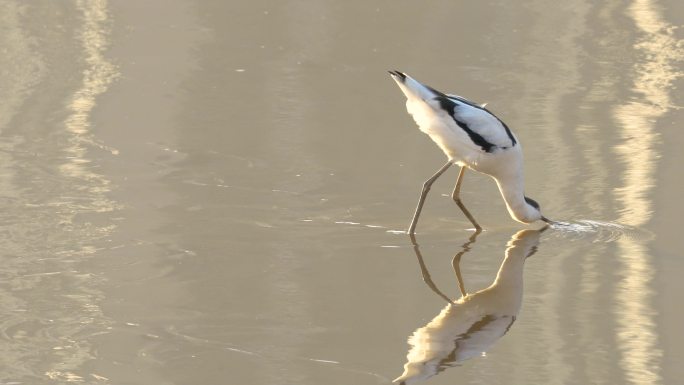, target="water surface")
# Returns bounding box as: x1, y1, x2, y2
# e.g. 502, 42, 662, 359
0, 0, 683, 384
